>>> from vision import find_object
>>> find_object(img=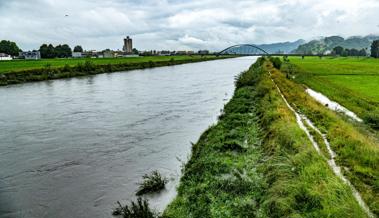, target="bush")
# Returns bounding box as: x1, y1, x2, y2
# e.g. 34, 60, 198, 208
269, 57, 282, 69
112, 197, 160, 218
136, 171, 167, 196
